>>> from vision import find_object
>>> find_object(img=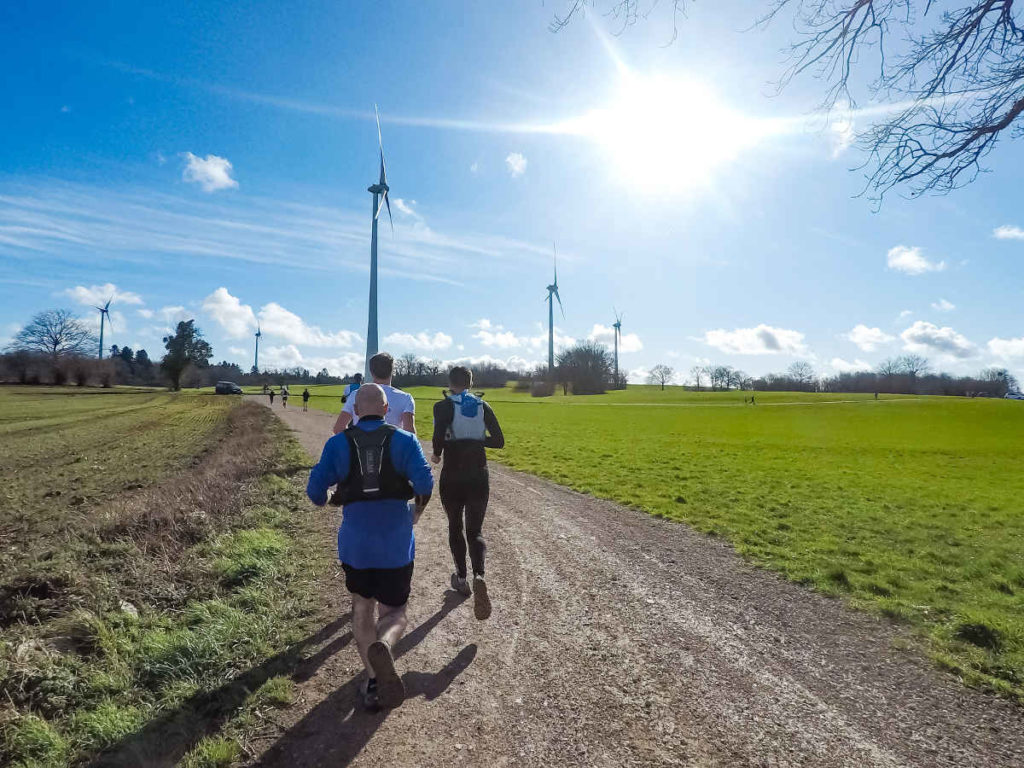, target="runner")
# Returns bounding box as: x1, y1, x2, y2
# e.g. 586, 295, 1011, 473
431, 366, 505, 620
281, 384, 289, 408
268, 387, 275, 406
302, 387, 310, 412
342, 373, 363, 404
333, 353, 416, 434
307, 384, 433, 711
